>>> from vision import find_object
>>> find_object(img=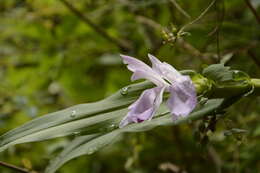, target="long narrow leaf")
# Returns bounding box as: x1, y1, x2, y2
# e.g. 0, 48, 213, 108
0, 81, 153, 152
45, 98, 224, 173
